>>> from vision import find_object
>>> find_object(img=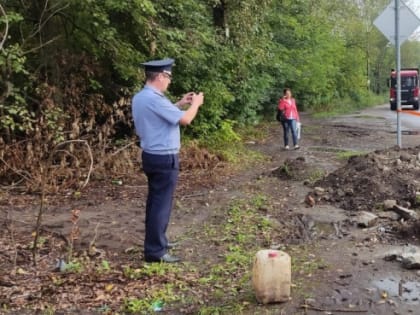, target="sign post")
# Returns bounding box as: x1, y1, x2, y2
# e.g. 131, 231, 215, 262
395, 0, 401, 147
373, 0, 420, 148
